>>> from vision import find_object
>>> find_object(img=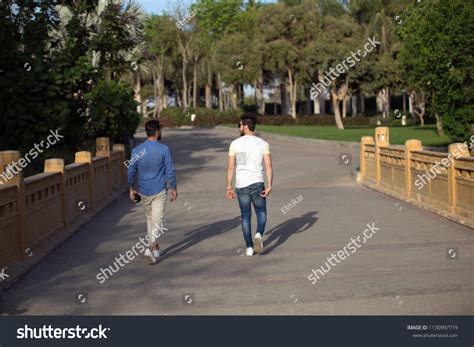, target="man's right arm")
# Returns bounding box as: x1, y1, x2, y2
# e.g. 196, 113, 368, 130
127, 149, 138, 199
227, 142, 236, 200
